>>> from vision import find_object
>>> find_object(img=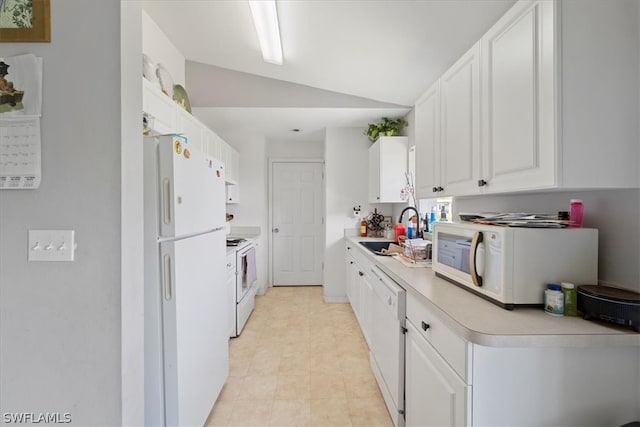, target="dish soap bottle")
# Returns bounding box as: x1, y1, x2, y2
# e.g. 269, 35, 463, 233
428, 209, 437, 233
